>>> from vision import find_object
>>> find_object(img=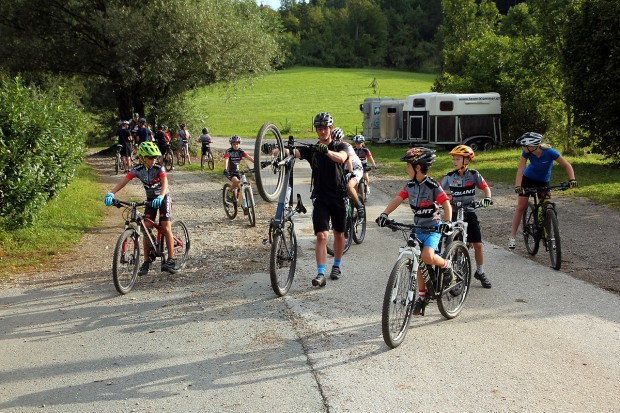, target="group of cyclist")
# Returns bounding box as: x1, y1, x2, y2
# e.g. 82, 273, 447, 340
106, 110, 577, 307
